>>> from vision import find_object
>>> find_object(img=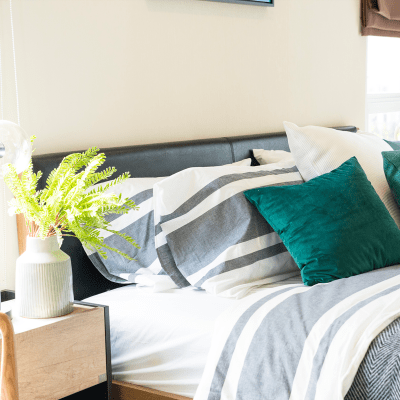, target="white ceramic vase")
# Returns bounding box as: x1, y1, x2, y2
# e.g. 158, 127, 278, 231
15, 236, 74, 318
